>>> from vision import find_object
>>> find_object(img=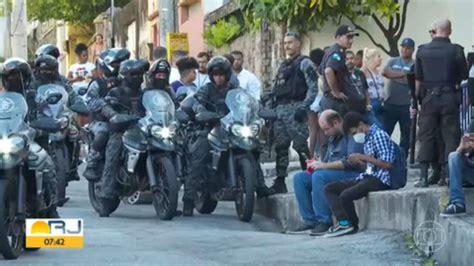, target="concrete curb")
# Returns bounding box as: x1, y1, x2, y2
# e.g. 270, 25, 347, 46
255, 185, 474, 265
